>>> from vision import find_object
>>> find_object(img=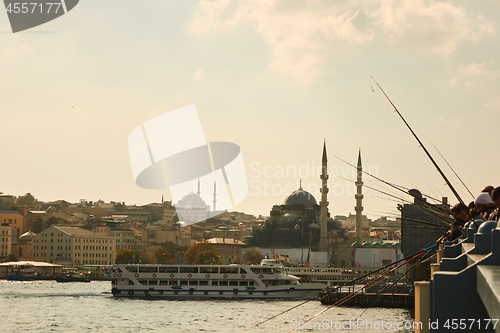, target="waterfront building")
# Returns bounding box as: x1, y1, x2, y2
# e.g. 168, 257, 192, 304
0, 224, 12, 260
0, 209, 27, 238
31, 225, 116, 266
11, 230, 35, 261
206, 238, 245, 264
